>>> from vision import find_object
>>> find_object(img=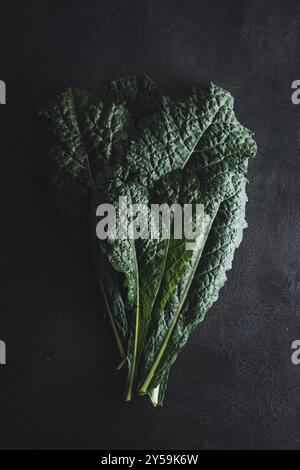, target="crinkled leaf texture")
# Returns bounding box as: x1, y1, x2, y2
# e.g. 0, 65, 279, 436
39, 74, 257, 406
